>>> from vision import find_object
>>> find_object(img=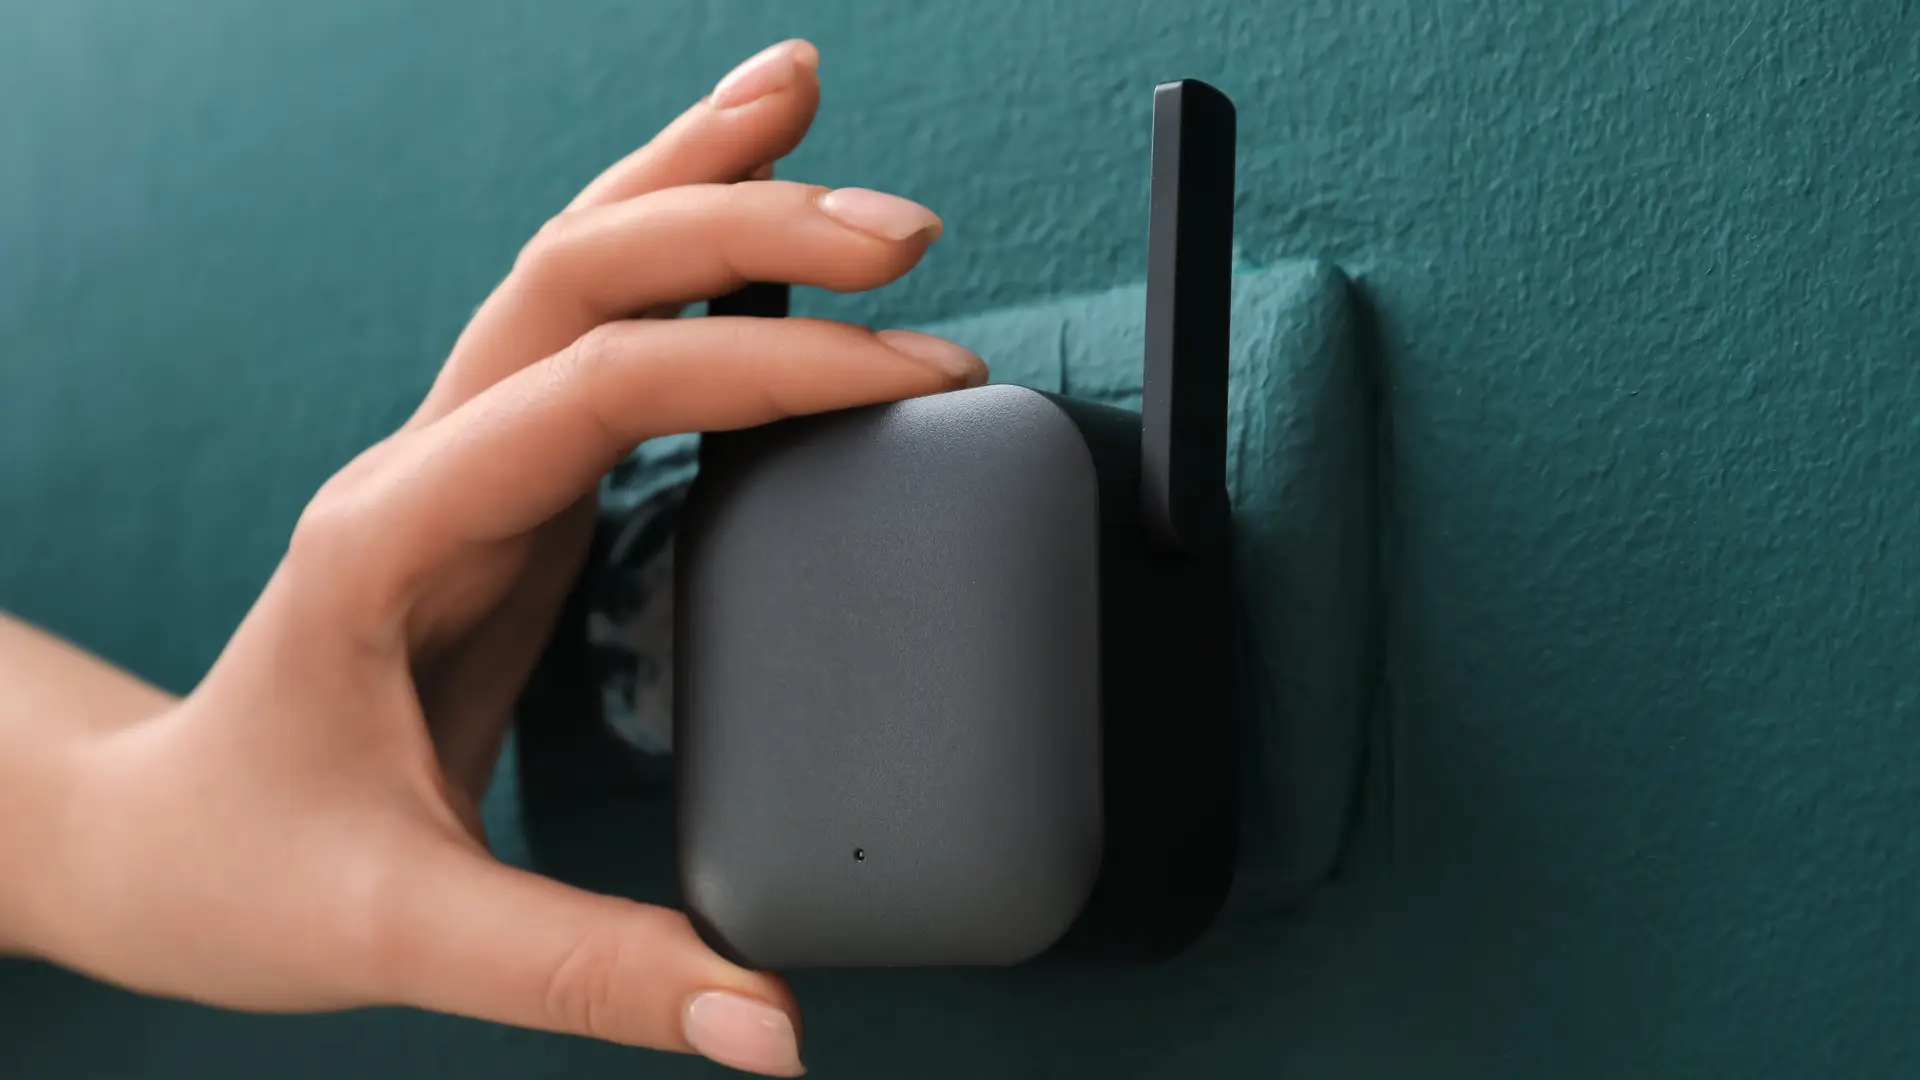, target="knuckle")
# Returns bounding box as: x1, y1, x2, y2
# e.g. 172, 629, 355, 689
543, 928, 634, 1042
561, 319, 625, 370
551, 323, 629, 422
282, 442, 412, 615
287, 474, 369, 571
511, 213, 581, 287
